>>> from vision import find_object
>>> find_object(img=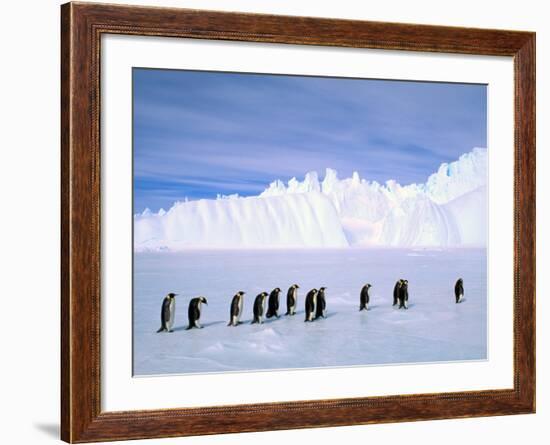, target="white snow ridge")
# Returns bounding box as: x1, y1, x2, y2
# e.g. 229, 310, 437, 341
134, 147, 487, 251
